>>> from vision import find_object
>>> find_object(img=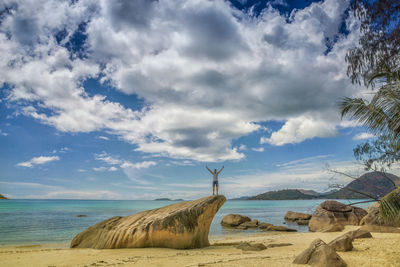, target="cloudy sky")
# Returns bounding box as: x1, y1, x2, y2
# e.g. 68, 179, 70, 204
0, 0, 386, 200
